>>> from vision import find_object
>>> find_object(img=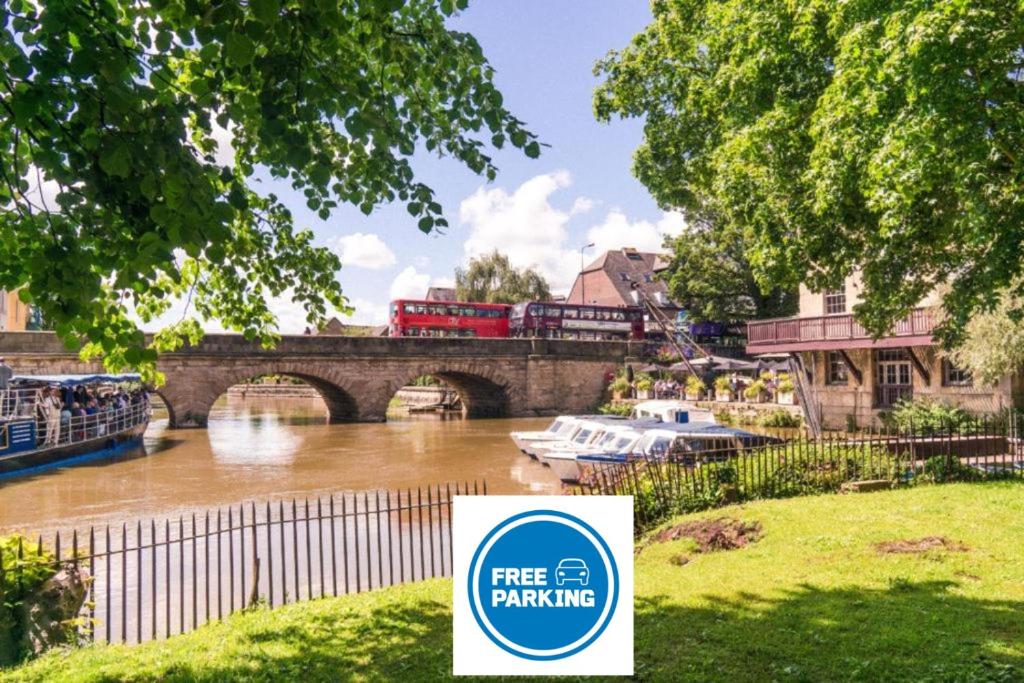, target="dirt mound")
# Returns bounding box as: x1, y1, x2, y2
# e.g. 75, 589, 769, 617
874, 536, 969, 554
652, 517, 762, 553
